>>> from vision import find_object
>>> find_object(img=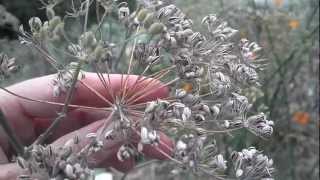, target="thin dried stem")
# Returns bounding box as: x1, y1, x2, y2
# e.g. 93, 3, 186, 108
93, 63, 116, 102
0, 86, 110, 111
34, 61, 83, 145
128, 78, 180, 105
79, 80, 113, 107
122, 26, 141, 103
121, 67, 151, 101
125, 68, 174, 105
97, 109, 116, 139
131, 128, 178, 163
83, 0, 90, 33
